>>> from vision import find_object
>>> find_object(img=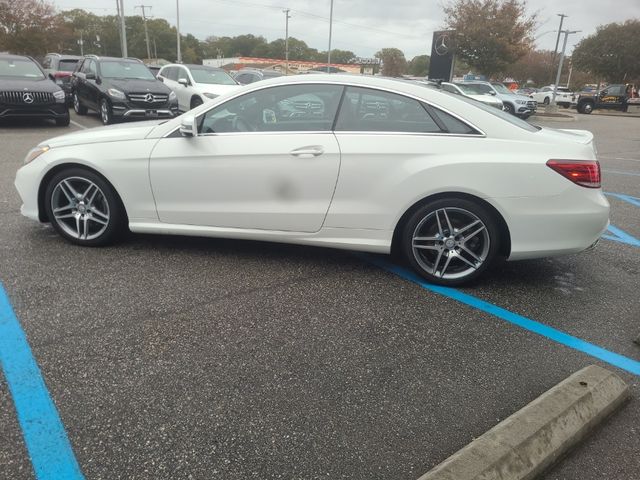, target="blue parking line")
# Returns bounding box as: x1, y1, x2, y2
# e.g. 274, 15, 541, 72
0, 285, 84, 480
603, 225, 640, 248
364, 257, 640, 377
605, 192, 640, 208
